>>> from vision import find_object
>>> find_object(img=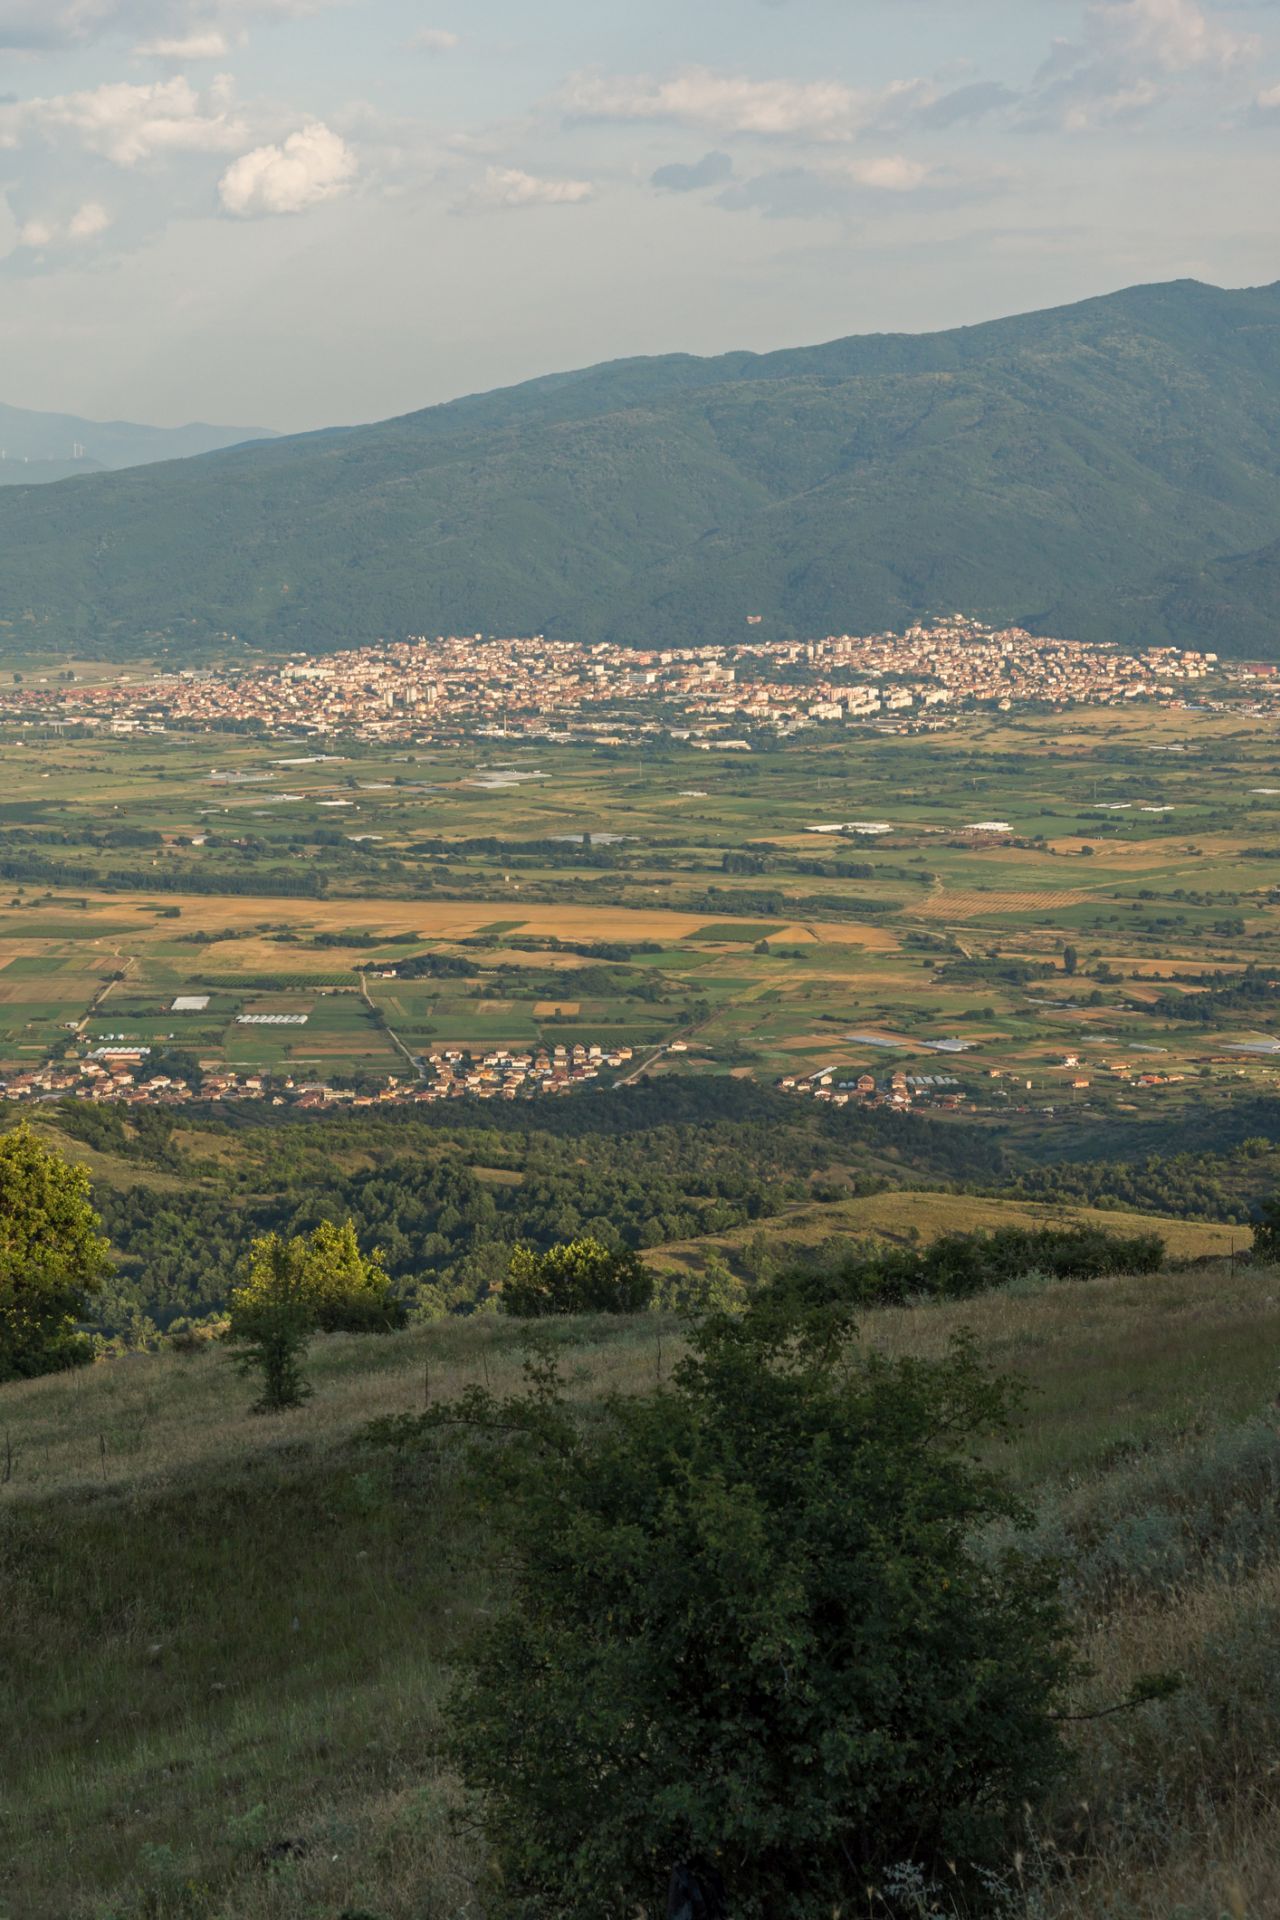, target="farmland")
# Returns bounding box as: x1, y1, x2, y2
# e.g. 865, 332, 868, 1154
5, 683, 1280, 1920
2, 700, 1279, 1133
